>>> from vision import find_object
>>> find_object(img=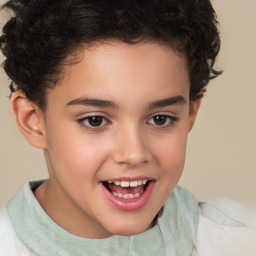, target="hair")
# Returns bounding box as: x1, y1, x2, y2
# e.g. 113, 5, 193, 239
0, 0, 222, 109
